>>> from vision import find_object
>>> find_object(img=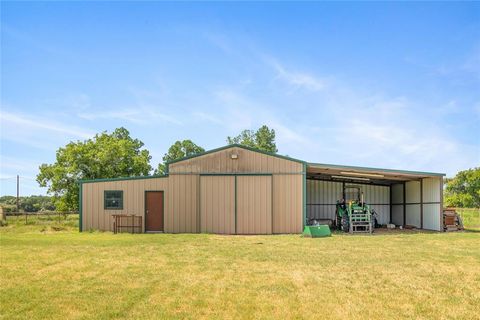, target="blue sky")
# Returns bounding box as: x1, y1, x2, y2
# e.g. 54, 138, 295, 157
1, 2, 479, 196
